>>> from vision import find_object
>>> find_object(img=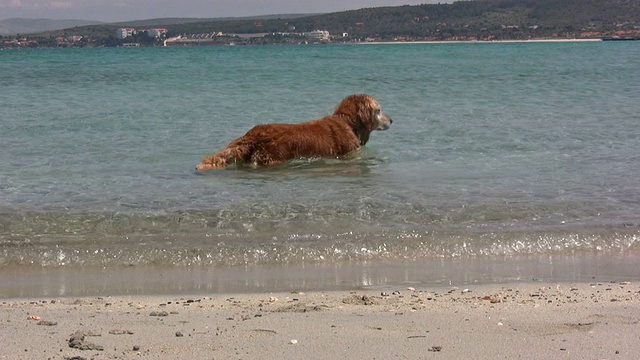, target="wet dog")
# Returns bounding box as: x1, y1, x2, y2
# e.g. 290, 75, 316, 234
196, 94, 392, 170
